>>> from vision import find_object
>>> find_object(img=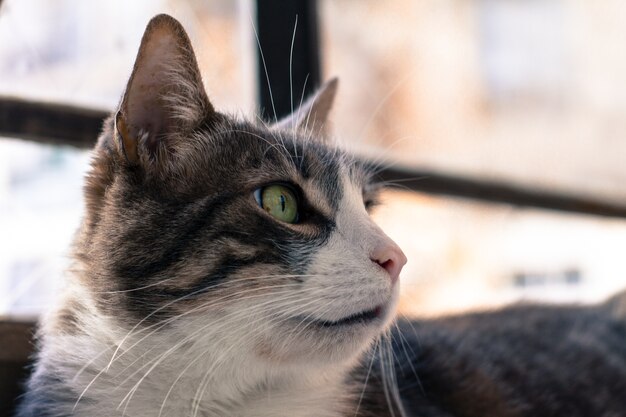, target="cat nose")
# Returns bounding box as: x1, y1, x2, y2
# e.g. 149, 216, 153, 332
370, 239, 407, 284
